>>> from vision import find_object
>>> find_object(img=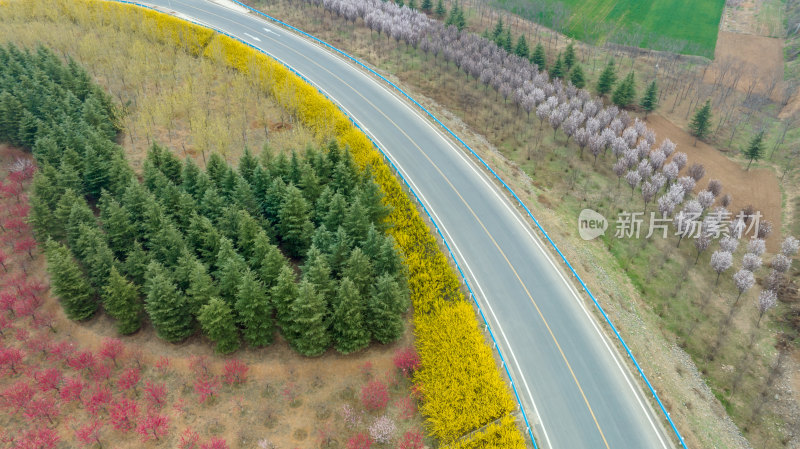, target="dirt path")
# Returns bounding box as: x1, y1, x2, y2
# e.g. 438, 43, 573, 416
646, 114, 782, 251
